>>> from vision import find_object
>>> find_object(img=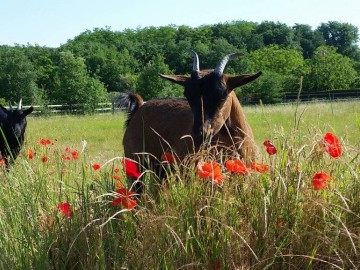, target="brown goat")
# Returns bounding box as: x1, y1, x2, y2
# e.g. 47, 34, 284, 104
119, 51, 261, 192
